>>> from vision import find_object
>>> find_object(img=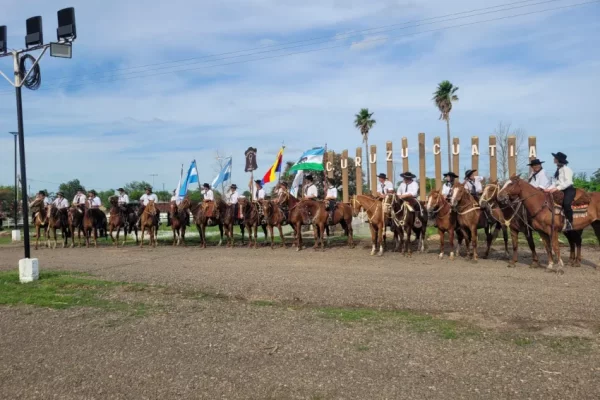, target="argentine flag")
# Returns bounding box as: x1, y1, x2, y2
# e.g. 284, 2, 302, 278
289, 147, 325, 173
179, 160, 199, 197
211, 157, 232, 188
